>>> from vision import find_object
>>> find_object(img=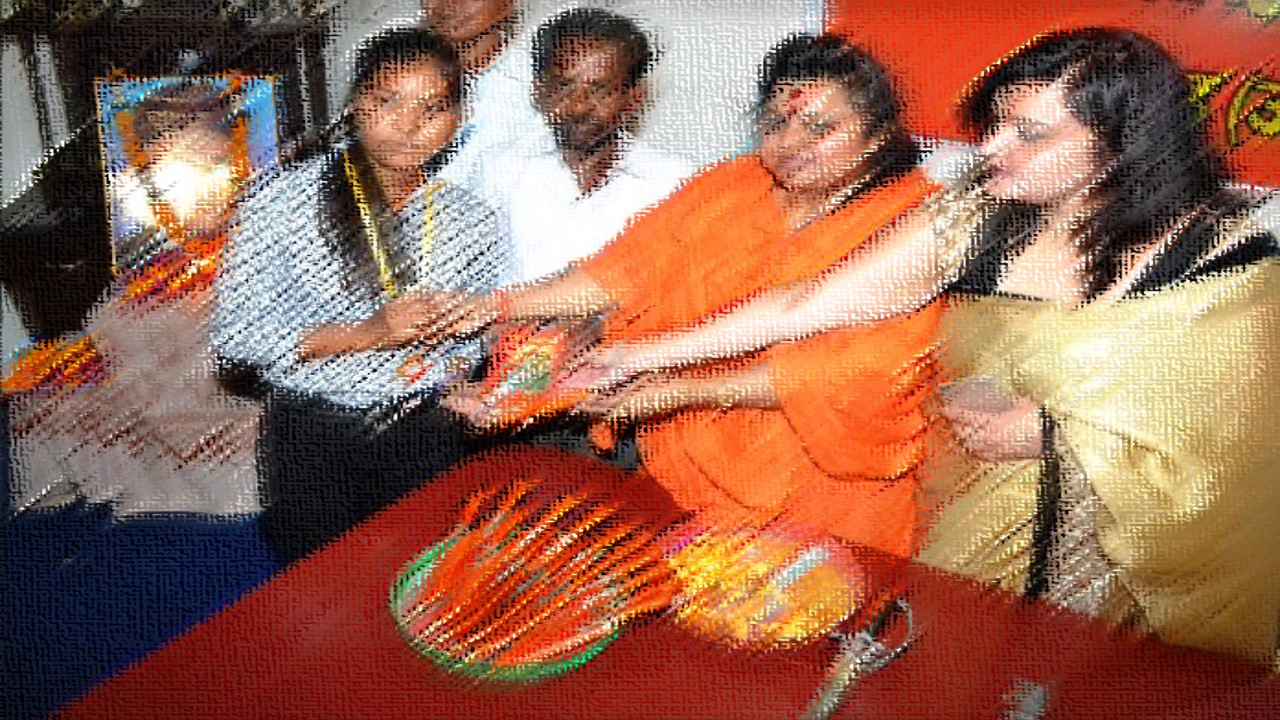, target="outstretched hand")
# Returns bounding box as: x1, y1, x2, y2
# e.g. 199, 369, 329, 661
377, 289, 500, 347
938, 376, 1044, 462
558, 342, 645, 396
297, 322, 373, 362
295, 290, 502, 361
573, 374, 696, 424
